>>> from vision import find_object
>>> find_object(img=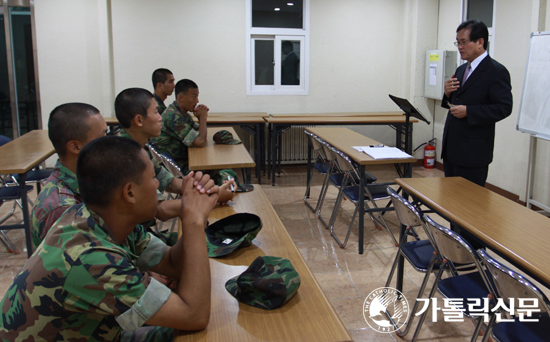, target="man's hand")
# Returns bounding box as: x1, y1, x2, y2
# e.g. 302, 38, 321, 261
218, 180, 236, 205
450, 105, 467, 119
444, 74, 459, 98
180, 172, 218, 225
193, 104, 209, 121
